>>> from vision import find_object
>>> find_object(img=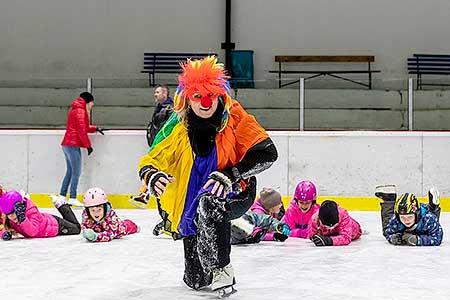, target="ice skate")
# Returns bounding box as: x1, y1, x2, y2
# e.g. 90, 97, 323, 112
153, 220, 164, 236
375, 184, 397, 202
428, 188, 440, 208
67, 197, 84, 207
129, 192, 149, 209
211, 264, 236, 298
50, 195, 67, 209
217, 286, 237, 298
